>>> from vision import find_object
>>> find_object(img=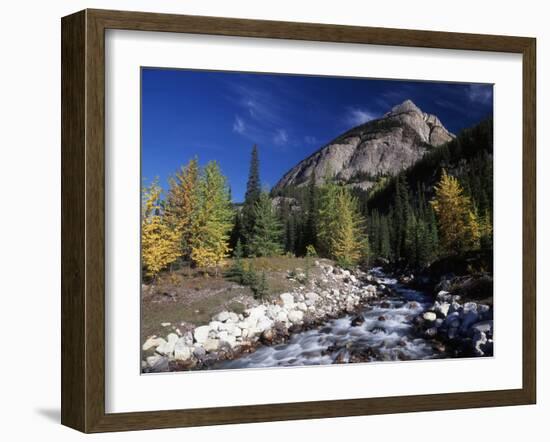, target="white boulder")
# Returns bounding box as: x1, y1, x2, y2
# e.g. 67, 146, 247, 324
280, 293, 295, 307
423, 312, 437, 322
142, 336, 166, 351
288, 310, 304, 324
156, 333, 178, 356
193, 325, 211, 344
174, 338, 193, 361
434, 301, 450, 318
209, 320, 223, 331
305, 292, 320, 305
203, 338, 220, 352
